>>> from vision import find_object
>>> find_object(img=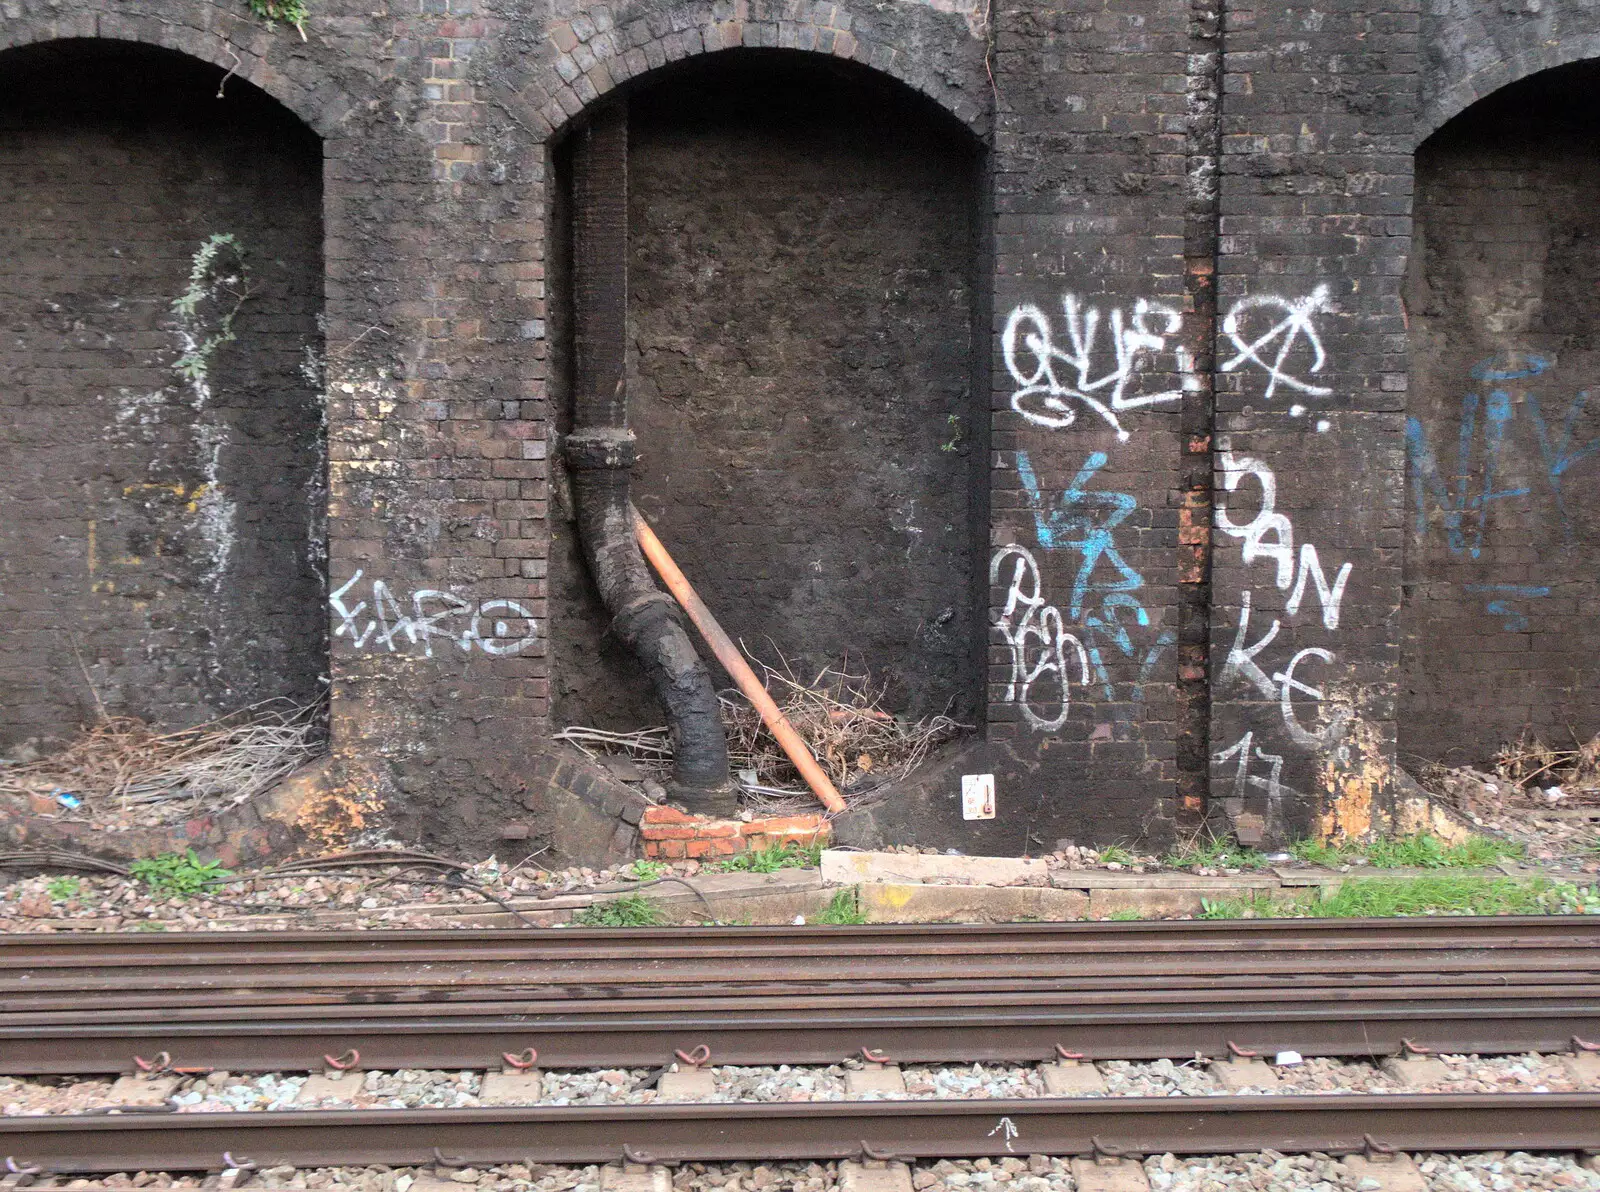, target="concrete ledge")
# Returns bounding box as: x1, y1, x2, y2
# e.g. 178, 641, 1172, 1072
859, 881, 1089, 923
822, 849, 1048, 887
